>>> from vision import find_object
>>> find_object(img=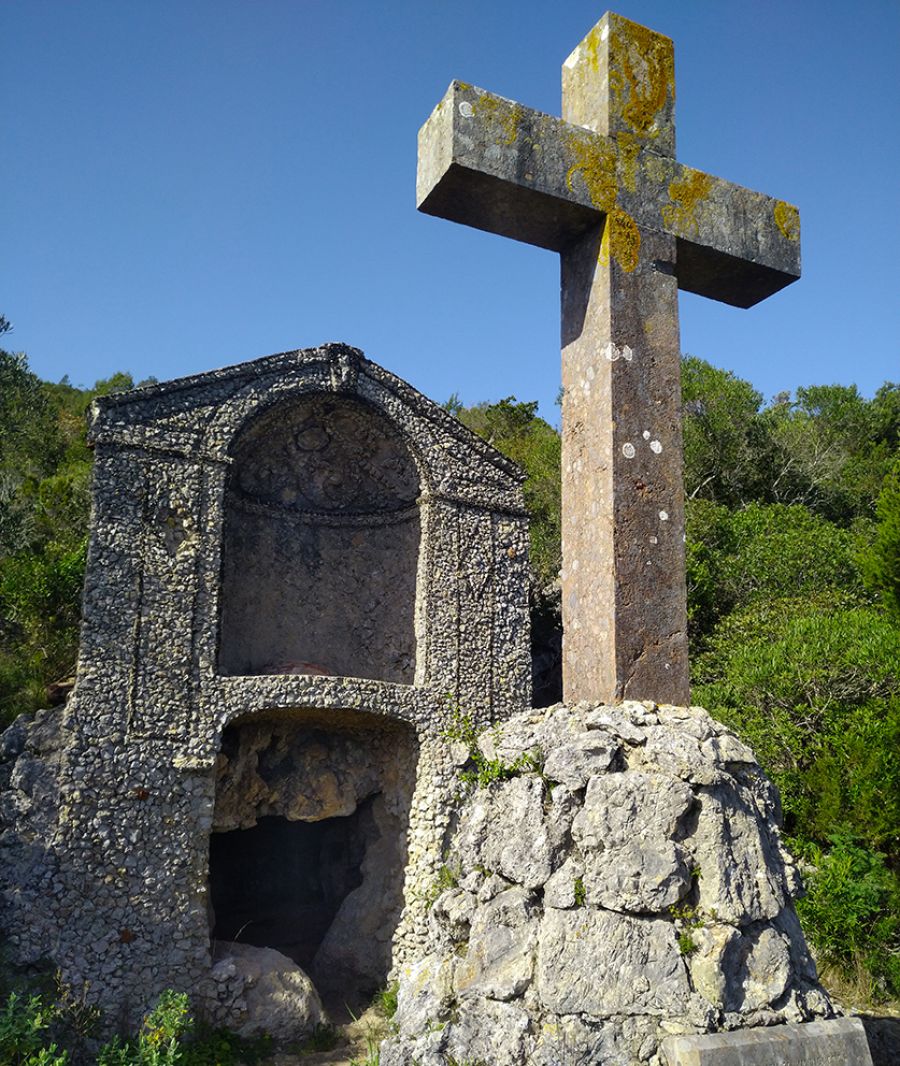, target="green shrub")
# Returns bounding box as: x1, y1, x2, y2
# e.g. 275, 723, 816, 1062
795, 833, 900, 999
0, 992, 68, 1066
864, 455, 900, 619
97, 990, 191, 1066
694, 596, 900, 847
